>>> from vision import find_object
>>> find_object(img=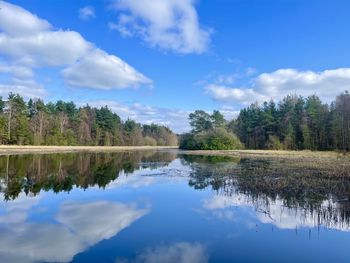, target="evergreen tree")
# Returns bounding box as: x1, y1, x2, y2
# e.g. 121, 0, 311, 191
0, 93, 177, 146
